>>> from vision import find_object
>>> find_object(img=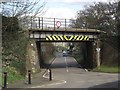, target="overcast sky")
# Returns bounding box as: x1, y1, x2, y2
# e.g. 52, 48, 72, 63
41, 0, 116, 19
0, 0, 118, 19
